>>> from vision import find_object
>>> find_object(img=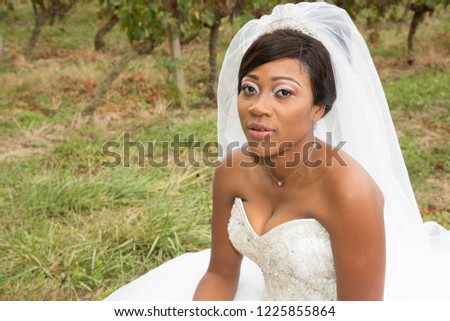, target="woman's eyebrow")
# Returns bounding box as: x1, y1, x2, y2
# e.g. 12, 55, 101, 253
272, 76, 302, 88
243, 74, 302, 88
244, 74, 259, 80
